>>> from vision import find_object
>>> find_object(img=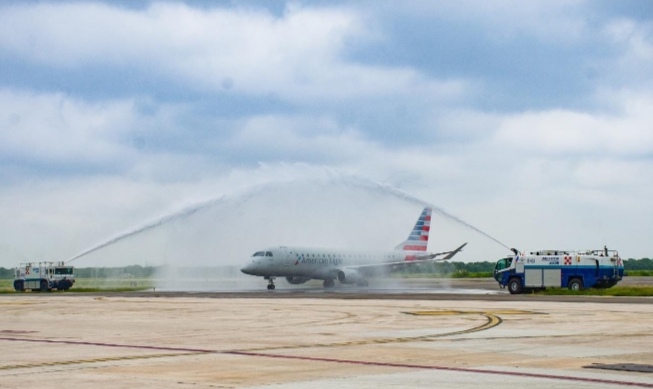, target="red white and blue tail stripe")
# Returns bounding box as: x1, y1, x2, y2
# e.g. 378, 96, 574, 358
395, 207, 431, 252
